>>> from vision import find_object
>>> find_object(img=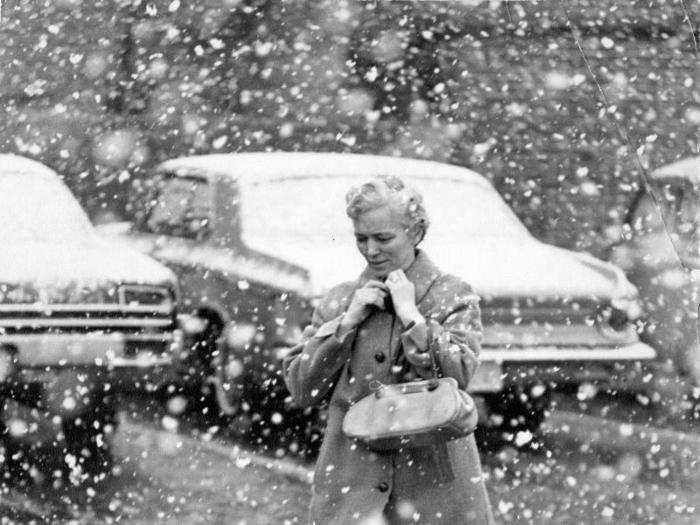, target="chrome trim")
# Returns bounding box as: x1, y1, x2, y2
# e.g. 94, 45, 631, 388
0, 318, 173, 328
1, 332, 178, 368
126, 333, 178, 342
0, 333, 124, 366
480, 342, 656, 362
0, 303, 174, 314
482, 323, 638, 347
110, 355, 172, 368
